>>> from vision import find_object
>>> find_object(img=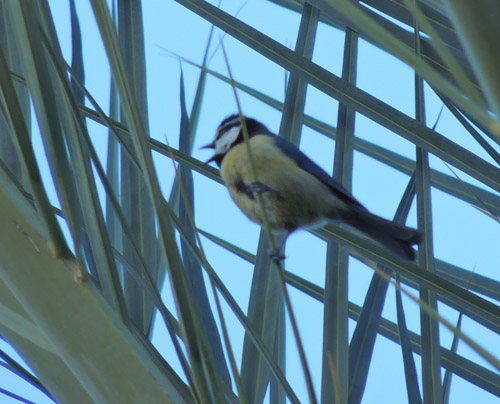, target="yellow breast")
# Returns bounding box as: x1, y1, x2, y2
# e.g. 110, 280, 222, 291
220, 135, 346, 231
